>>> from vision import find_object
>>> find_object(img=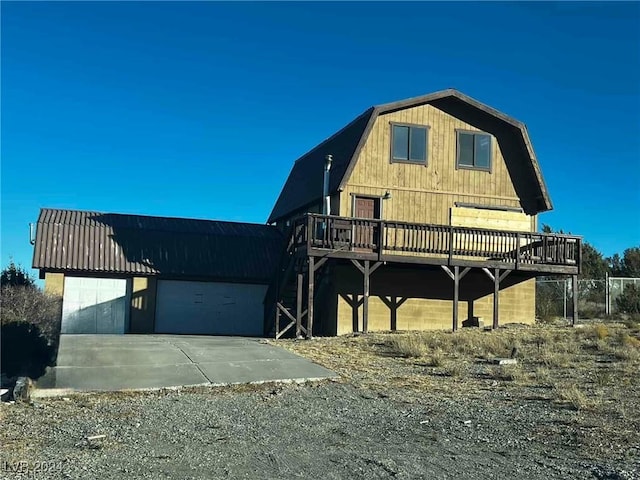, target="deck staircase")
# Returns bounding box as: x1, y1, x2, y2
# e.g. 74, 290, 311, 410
264, 219, 320, 339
